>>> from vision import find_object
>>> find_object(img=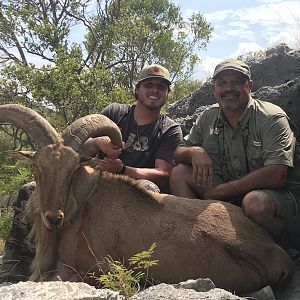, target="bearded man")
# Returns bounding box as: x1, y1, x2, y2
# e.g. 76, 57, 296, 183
169, 58, 300, 245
